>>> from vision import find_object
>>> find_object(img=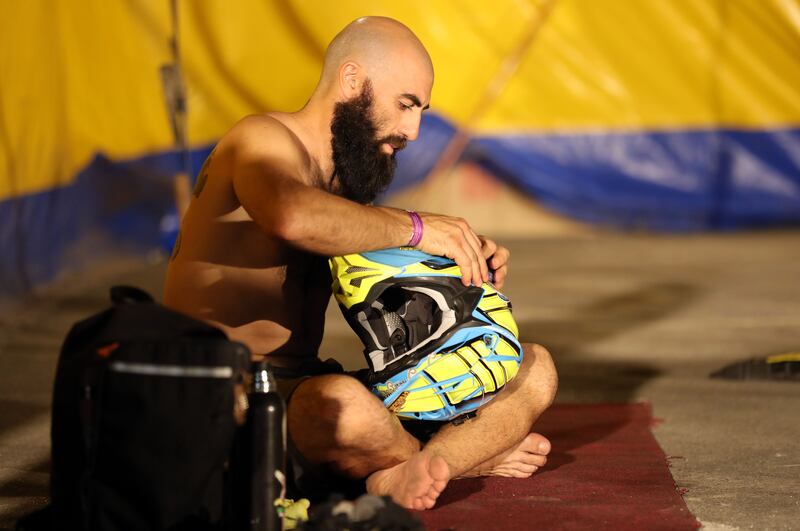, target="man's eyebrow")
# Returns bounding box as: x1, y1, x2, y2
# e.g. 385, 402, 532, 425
400, 93, 430, 110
